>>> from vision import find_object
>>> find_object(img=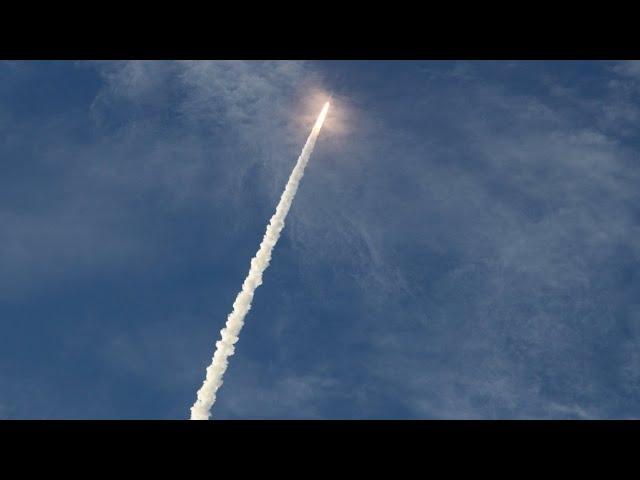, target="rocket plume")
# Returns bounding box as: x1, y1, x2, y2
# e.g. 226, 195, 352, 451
190, 102, 330, 420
